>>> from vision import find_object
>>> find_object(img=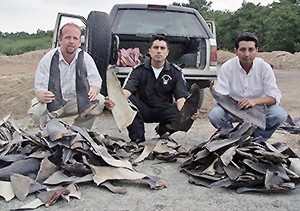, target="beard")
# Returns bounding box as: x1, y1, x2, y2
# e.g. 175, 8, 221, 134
65, 46, 76, 54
